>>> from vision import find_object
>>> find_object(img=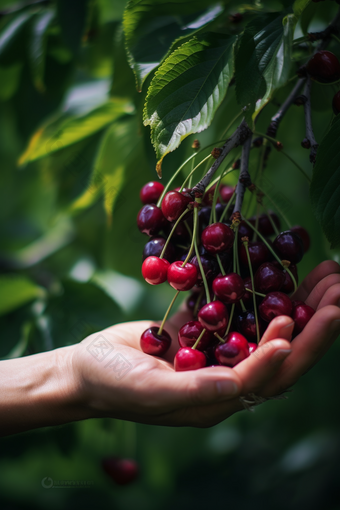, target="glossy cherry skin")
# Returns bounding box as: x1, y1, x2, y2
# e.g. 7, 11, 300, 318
214, 332, 249, 367
257, 212, 280, 237
201, 222, 235, 254
272, 261, 298, 294
238, 220, 254, 240
212, 272, 245, 304
178, 321, 213, 351
142, 236, 175, 263
254, 262, 285, 294
242, 276, 254, 308
239, 241, 271, 271
140, 181, 164, 204
259, 292, 293, 322
332, 90, 340, 115
198, 301, 228, 332
137, 204, 165, 236
102, 457, 139, 485
190, 255, 219, 285
161, 191, 191, 222
290, 225, 310, 253
220, 185, 234, 204
306, 50, 340, 83
167, 261, 198, 291
292, 302, 315, 335
175, 347, 207, 371
273, 231, 304, 264
140, 327, 171, 355
236, 310, 266, 342
142, 256, 170, 285
248, 342, 258, 354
